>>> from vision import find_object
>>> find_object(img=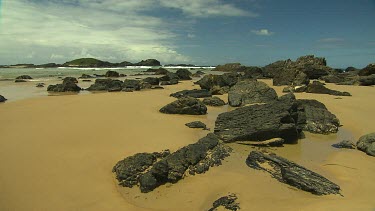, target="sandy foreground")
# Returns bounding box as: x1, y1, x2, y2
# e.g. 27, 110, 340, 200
0, 80, 374, 210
